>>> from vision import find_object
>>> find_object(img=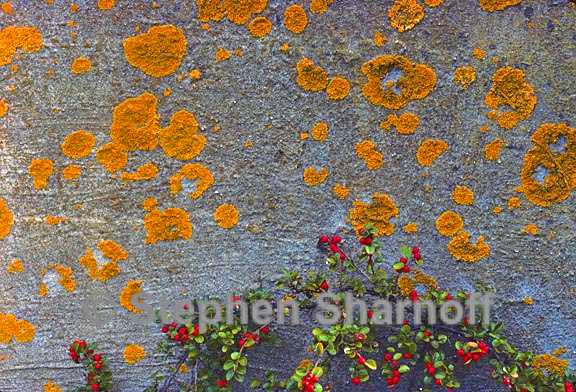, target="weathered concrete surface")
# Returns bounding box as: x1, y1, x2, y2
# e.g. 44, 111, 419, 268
0, 0, 575, 390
